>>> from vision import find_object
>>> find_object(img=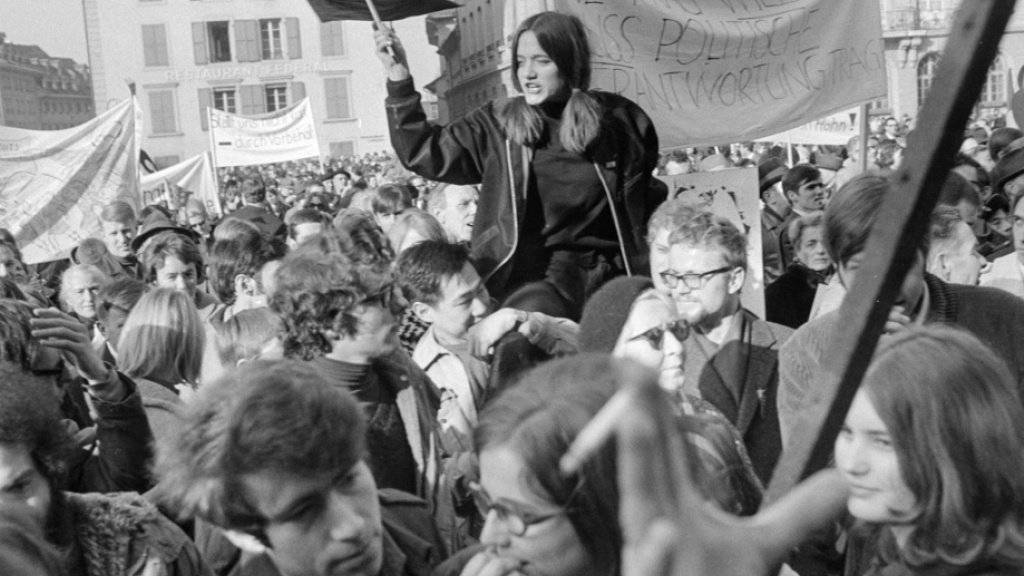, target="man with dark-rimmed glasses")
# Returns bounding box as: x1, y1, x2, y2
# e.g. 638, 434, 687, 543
650, 201, 793, 483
